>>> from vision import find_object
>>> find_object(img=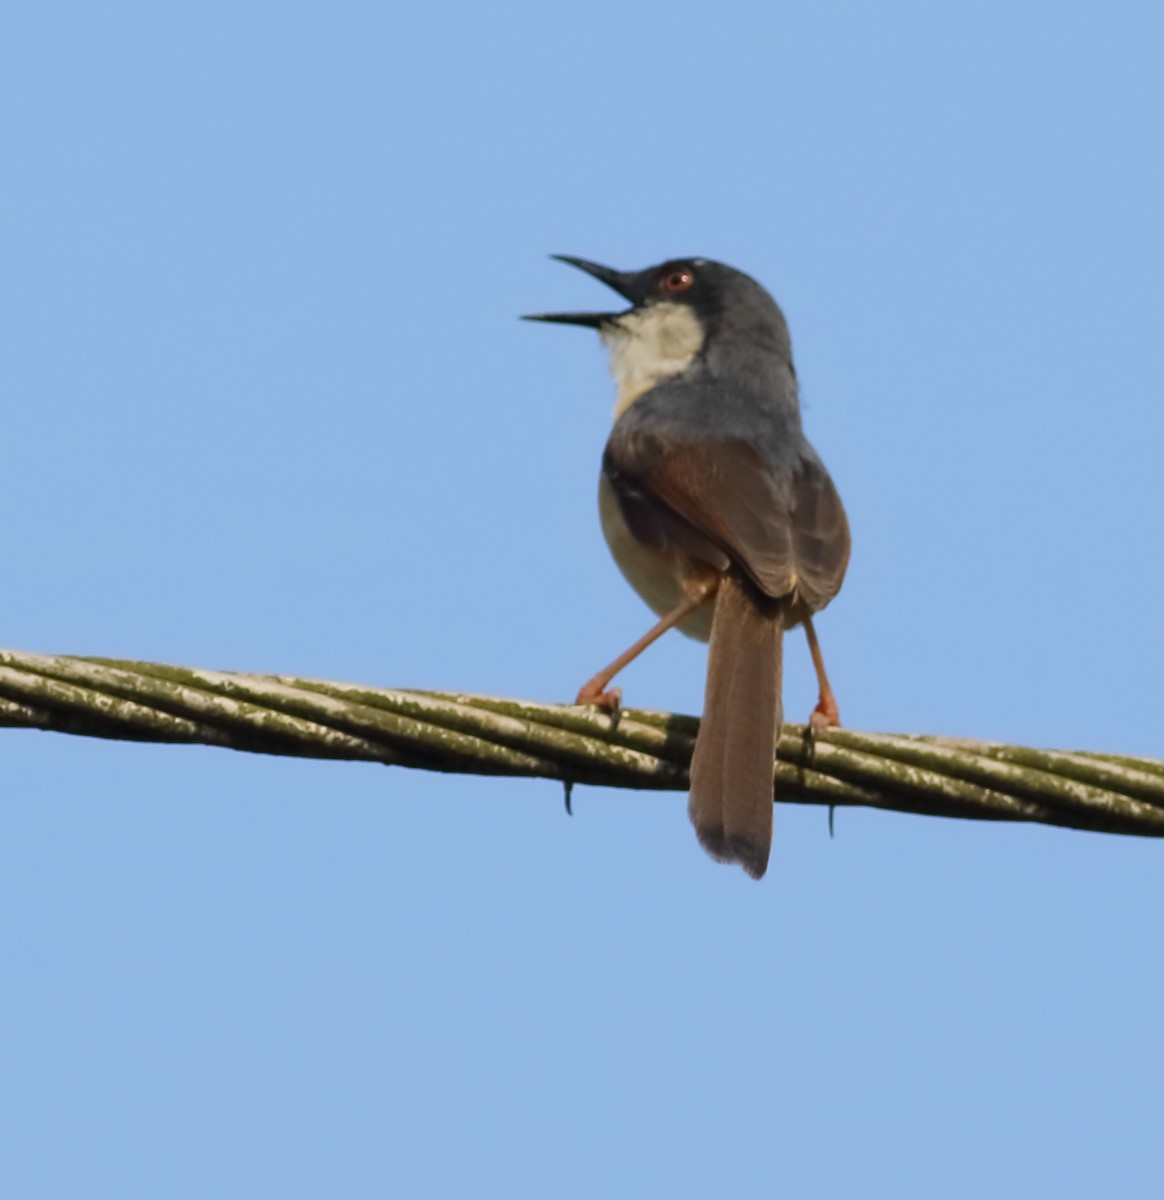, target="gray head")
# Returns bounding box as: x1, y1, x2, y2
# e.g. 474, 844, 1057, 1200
525, 256, 794, 413
528, 254, 791, 344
